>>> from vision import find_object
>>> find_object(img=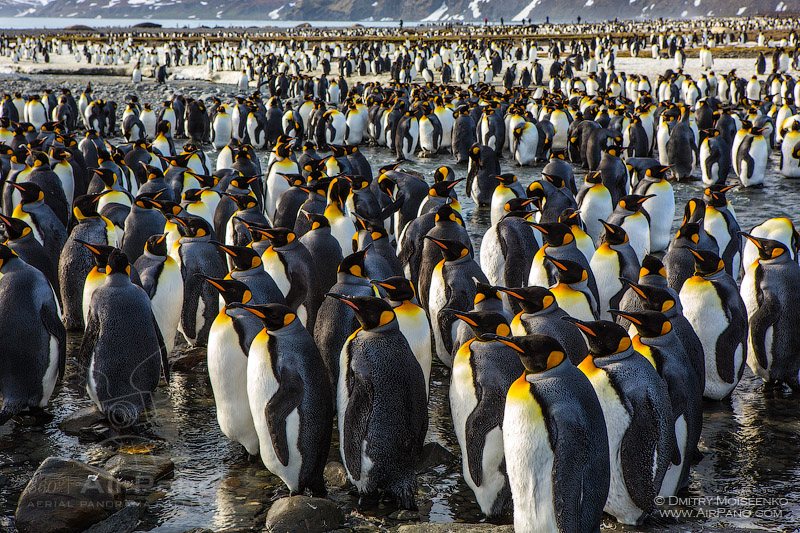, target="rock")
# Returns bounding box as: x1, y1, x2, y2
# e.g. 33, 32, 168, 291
105, 453, 174, 485
264, 495, 343, 533
323, 461, 348, 489
59, 406, 106, 436
388, 509, 419, 521
415, 442, 455, 473
82, 504, 142, 533
169, 349, 205, 372
394, 525, 514, 533
15, 457, 126, 533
